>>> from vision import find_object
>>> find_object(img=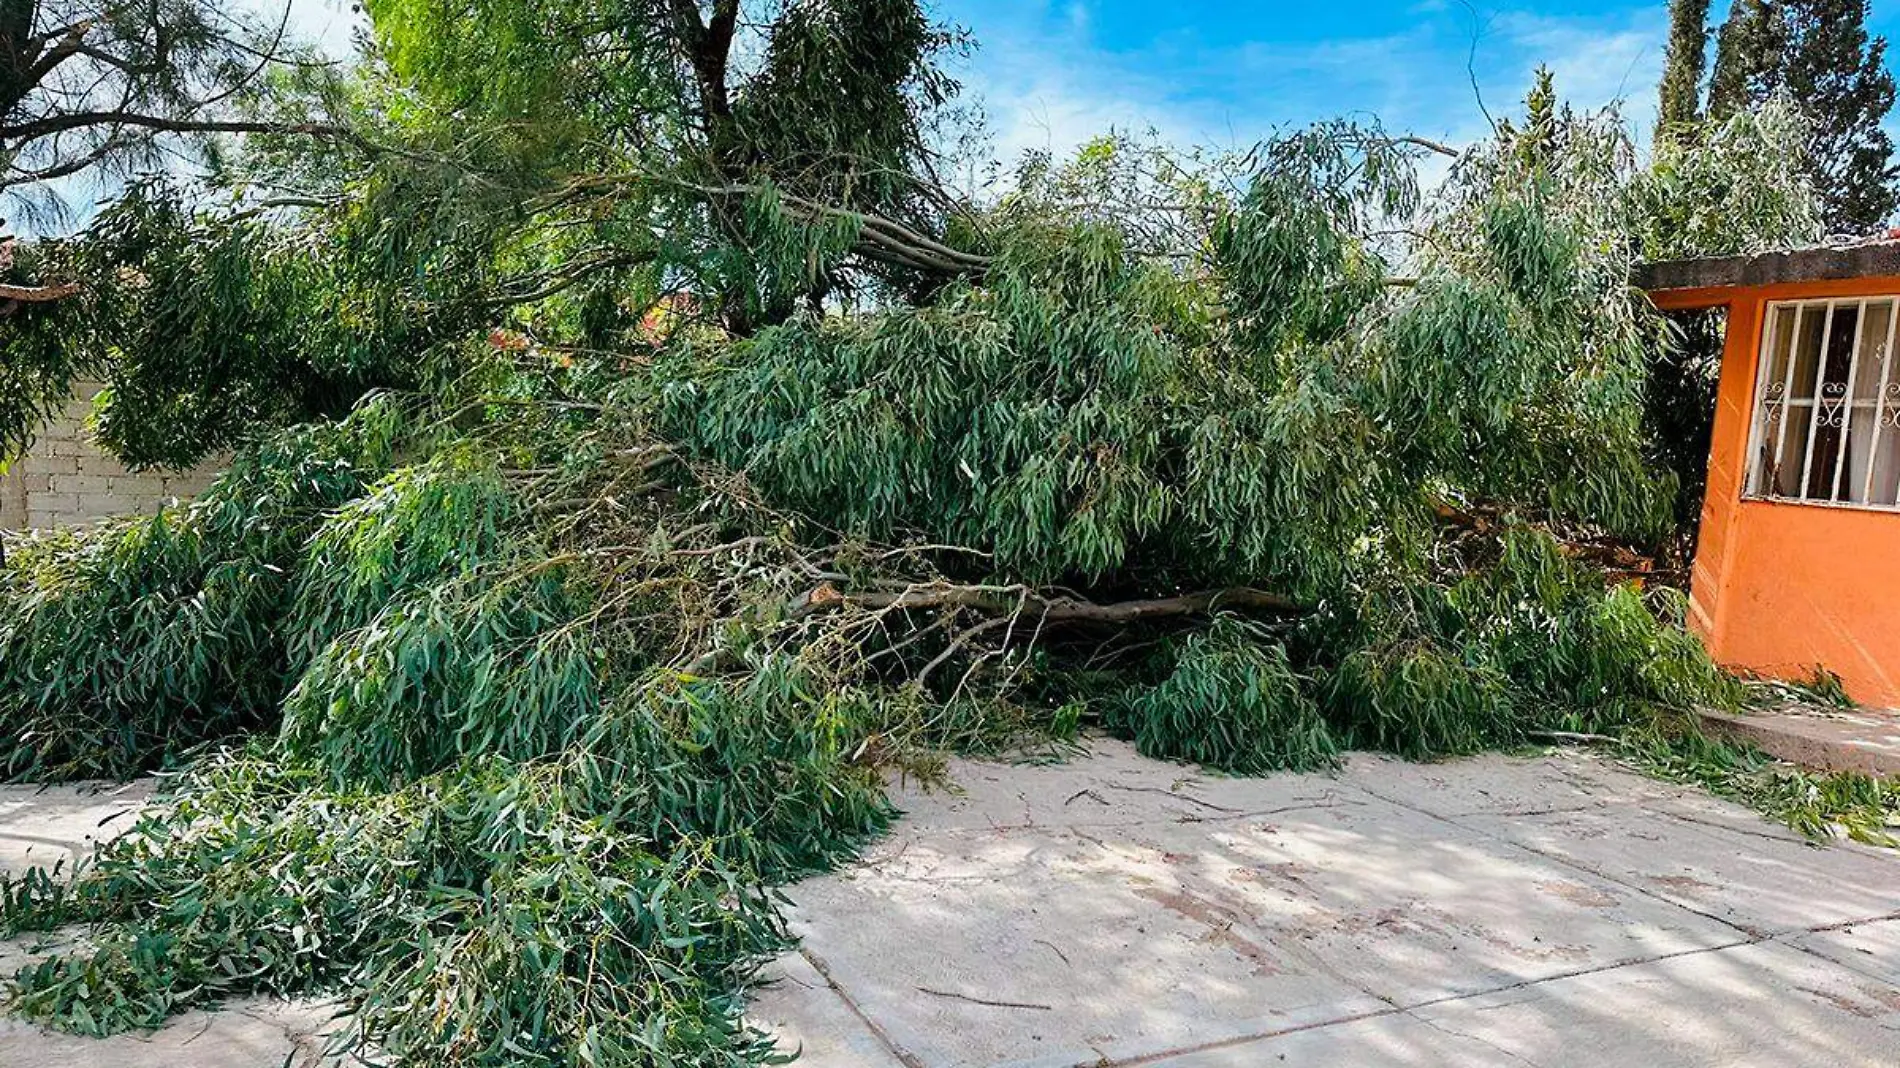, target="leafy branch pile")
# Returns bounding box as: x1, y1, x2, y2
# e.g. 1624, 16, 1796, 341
0, 2, 1892, 1063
